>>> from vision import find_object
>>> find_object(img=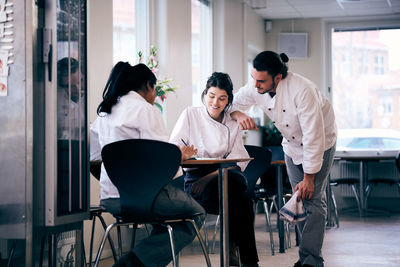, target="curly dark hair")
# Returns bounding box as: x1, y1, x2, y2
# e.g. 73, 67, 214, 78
201, 72, 234, 112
